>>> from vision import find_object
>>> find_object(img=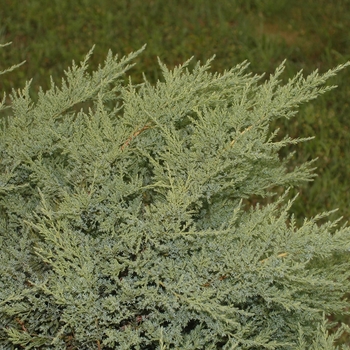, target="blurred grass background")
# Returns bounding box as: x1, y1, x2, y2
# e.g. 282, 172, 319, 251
1, 0, 350, 344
